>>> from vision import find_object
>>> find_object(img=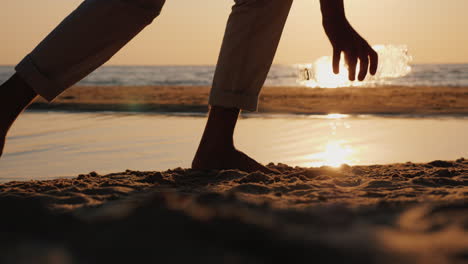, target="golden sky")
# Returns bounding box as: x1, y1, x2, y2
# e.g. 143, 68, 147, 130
1, 0, 467, 65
